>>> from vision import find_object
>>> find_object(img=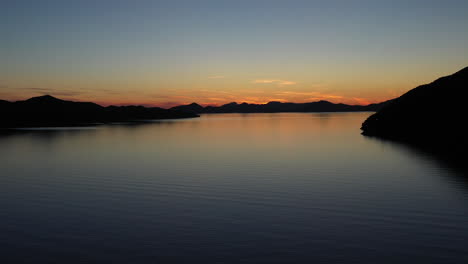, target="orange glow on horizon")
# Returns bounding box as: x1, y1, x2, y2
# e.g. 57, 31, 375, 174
0, 91, 391, 109
91, 96, 389, 109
